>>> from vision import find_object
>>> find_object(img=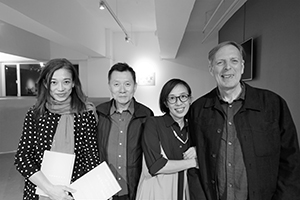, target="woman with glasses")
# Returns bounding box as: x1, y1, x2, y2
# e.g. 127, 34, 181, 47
136, 78, 205, 200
